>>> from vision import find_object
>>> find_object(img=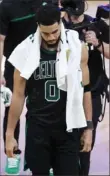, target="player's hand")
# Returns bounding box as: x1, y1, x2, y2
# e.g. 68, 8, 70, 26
6, 134, 18, 158
80, 129, 92, 152
83, 30, 99, 47
0, 75, 6, 86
